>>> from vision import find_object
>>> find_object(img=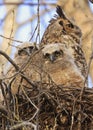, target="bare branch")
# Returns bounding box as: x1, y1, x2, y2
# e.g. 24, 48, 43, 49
0, 50, 19, 71
9, 121, 37, 130
0, 35, 23, 43
0, 50, 37, 88
0, 2, 56, 6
